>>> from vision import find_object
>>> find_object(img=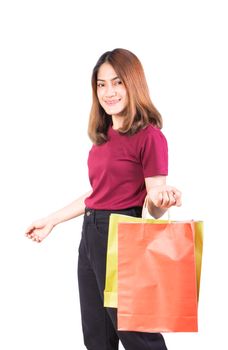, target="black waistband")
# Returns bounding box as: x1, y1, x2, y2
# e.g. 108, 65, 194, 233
84, 206, 142, 220
85, 206, 142, 213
